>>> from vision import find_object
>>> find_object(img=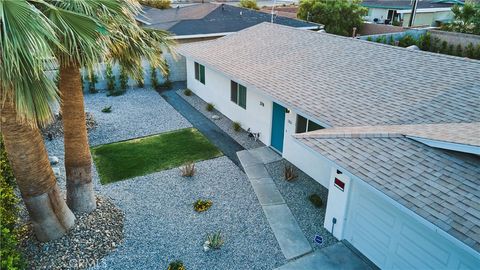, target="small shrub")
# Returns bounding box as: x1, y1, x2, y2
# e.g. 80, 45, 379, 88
105, 63, 116, 95
398, 34, 416, 48
375, 35, 386, 44
308, 194, 323, 208
447, 44, 454, 55
475, 44, 480, 60
180, 162, 195, 177
193, 199, 212, 212
183, 88, 192, 96
239, 0, 259, 10
284, 165, 298, 181
206, 103, 214, 112
465, 43, 475, 59
88, 70, 98, 94
150, 66, 159, 89
101, 106, 112, 113
416, 33, 431, 51
137, 66, 145, 88
366, 36, 373, 42
456, 44, 463, 57
439, 41, 449, 54
0, 136, 25, 270
158, 79, 172, 90
167, 260, 185, 270
232, 121, 241, 132
140, 0, 171, 9
205, 231, 224, 250
119, 66, 129, 91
